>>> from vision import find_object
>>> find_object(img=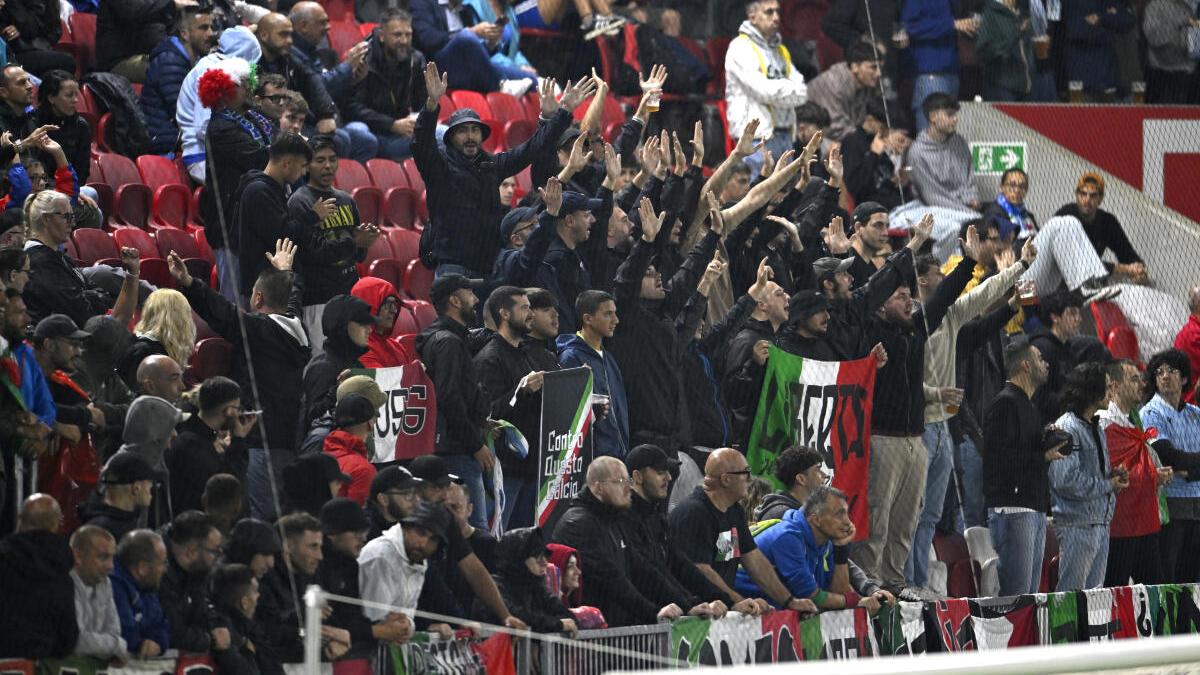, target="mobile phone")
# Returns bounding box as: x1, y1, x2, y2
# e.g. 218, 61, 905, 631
495, 16, 509, 26
240, 410, 263, 418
